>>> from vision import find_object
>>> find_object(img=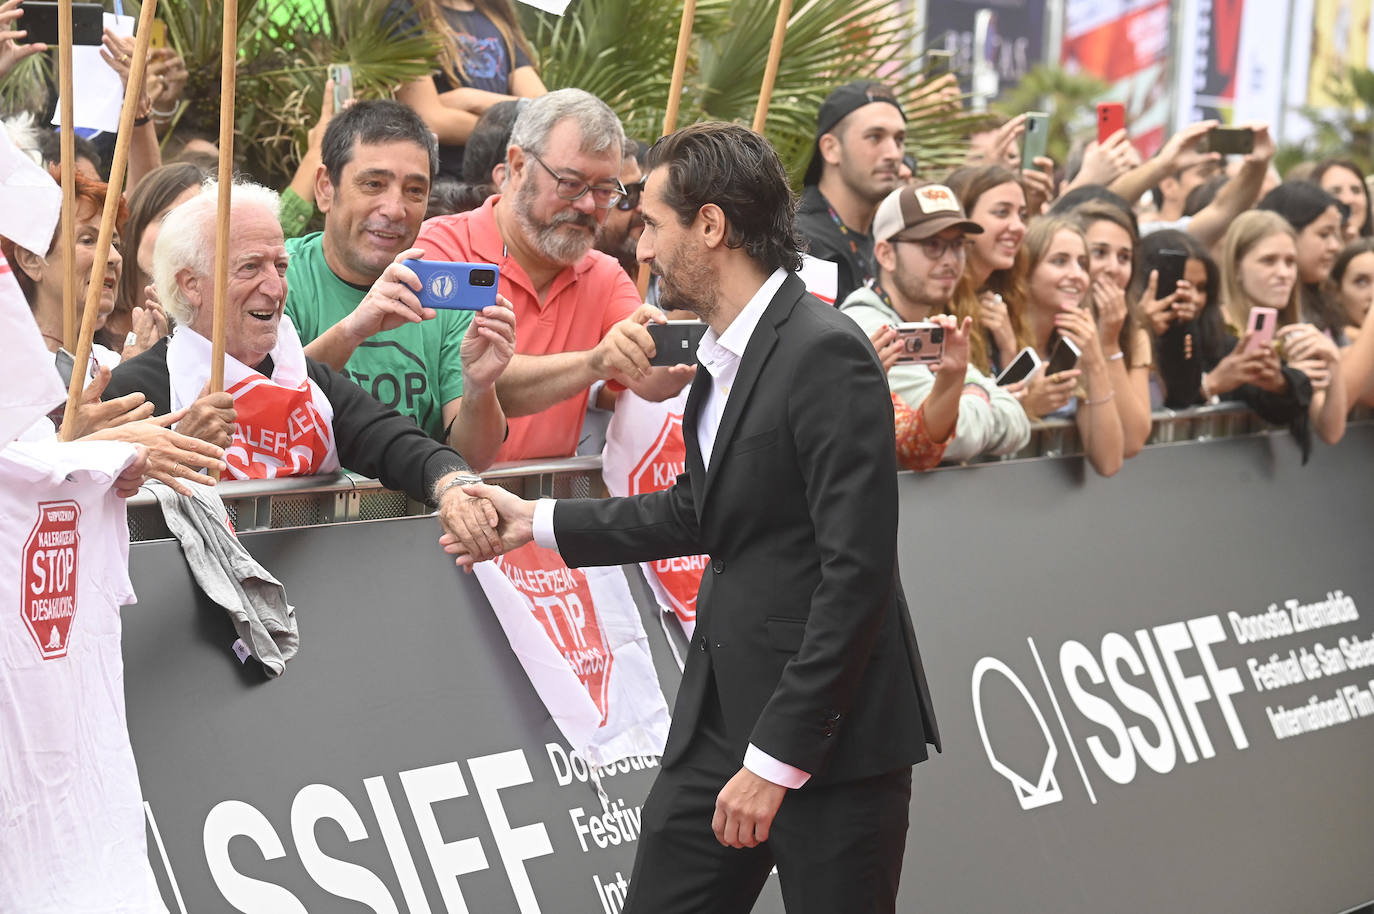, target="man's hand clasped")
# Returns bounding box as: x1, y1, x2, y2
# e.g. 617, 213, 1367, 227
437, 481, 535, 570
